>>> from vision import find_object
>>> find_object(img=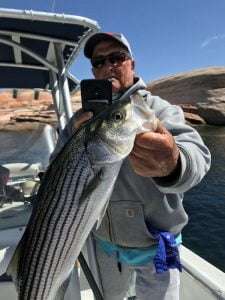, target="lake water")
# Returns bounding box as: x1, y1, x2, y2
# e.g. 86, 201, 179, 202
0, 124, 225, 272
183, 125, 225, 272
